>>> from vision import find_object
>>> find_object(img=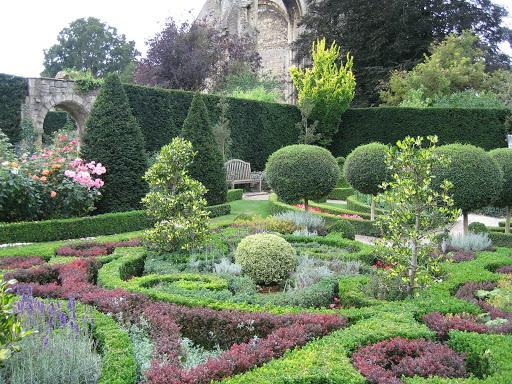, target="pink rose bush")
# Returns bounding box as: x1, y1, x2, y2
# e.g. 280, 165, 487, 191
0, 130, 106, 222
